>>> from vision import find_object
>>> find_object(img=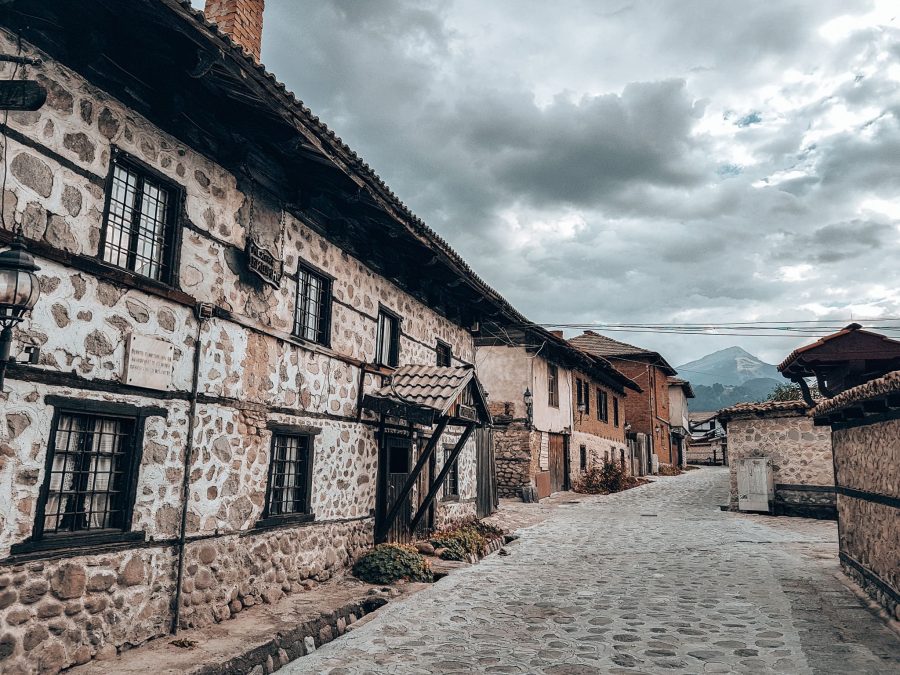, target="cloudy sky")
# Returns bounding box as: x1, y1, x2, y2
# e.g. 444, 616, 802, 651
197, 0, 899, 367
